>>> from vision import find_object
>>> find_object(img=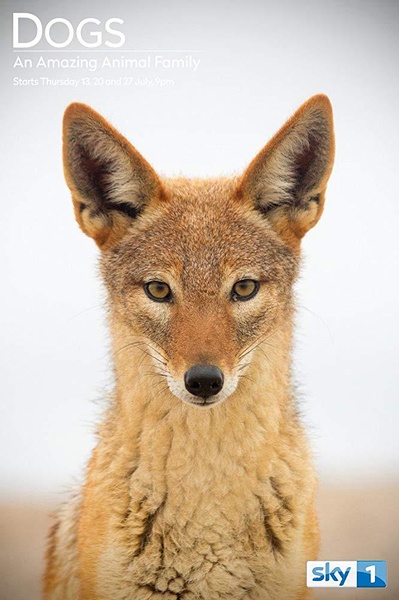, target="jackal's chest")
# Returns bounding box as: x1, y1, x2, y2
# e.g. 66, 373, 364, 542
94, 415, 306, 599
124, 495, 278, 599
97, 477, 299, 600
